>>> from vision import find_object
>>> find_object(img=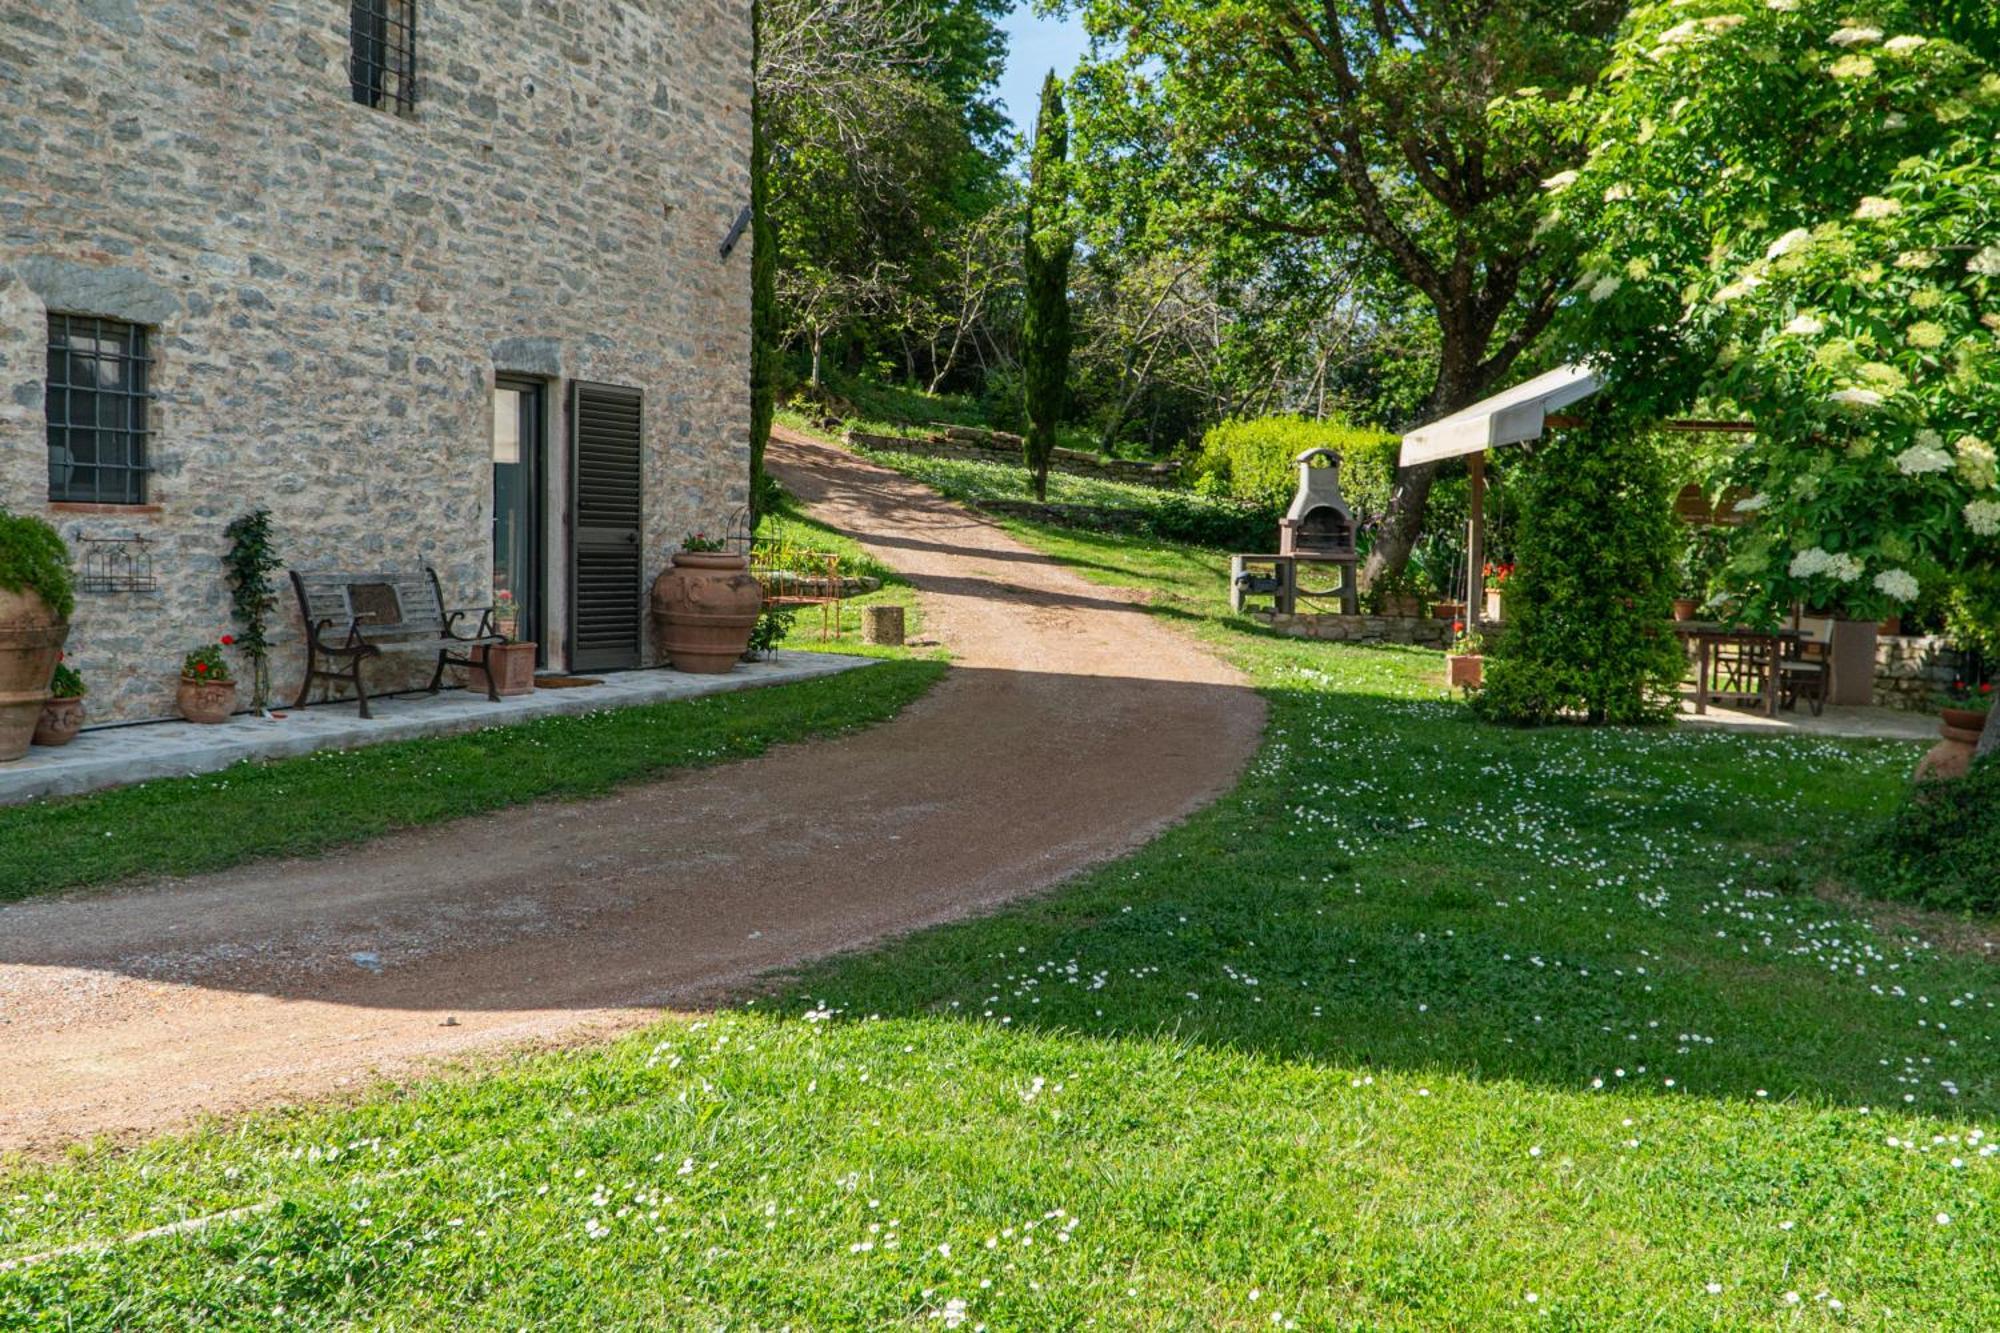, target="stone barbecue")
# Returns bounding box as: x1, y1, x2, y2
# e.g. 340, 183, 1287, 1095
1278, 449, 1359, 559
